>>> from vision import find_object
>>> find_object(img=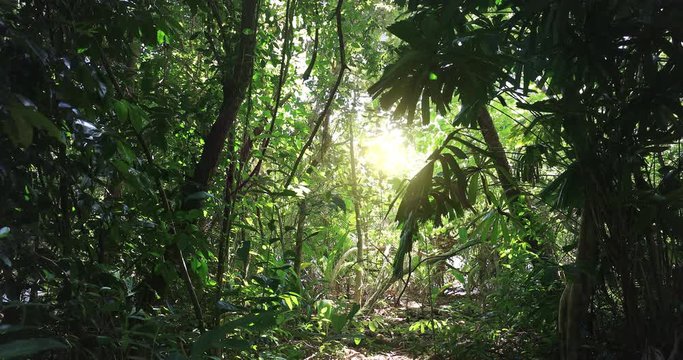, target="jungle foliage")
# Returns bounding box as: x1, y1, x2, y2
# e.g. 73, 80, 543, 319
1, 0, 682, 359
